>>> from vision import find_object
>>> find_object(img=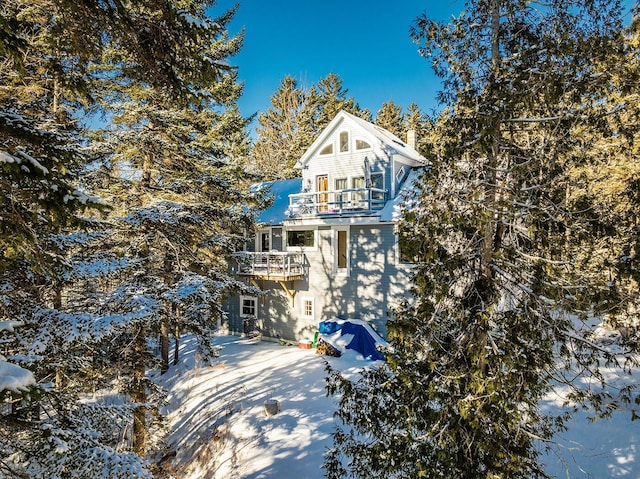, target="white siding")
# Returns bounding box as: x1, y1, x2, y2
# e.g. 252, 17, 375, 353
232, 224, 412, 341
302, 120, 393, 201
